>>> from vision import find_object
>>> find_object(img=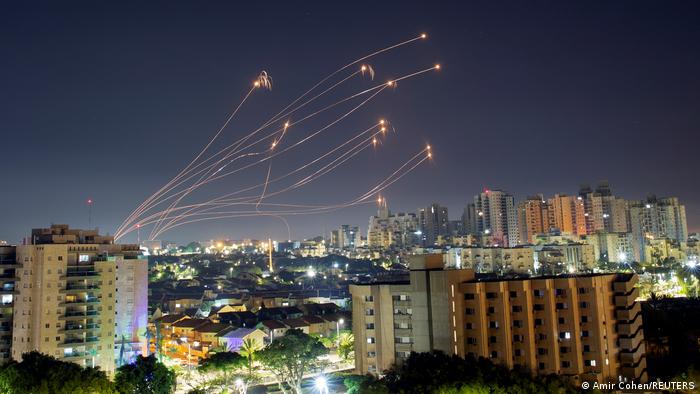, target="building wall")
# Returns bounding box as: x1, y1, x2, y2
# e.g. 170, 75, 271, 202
115, 255, 148, 364
0, 246, 16, 363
